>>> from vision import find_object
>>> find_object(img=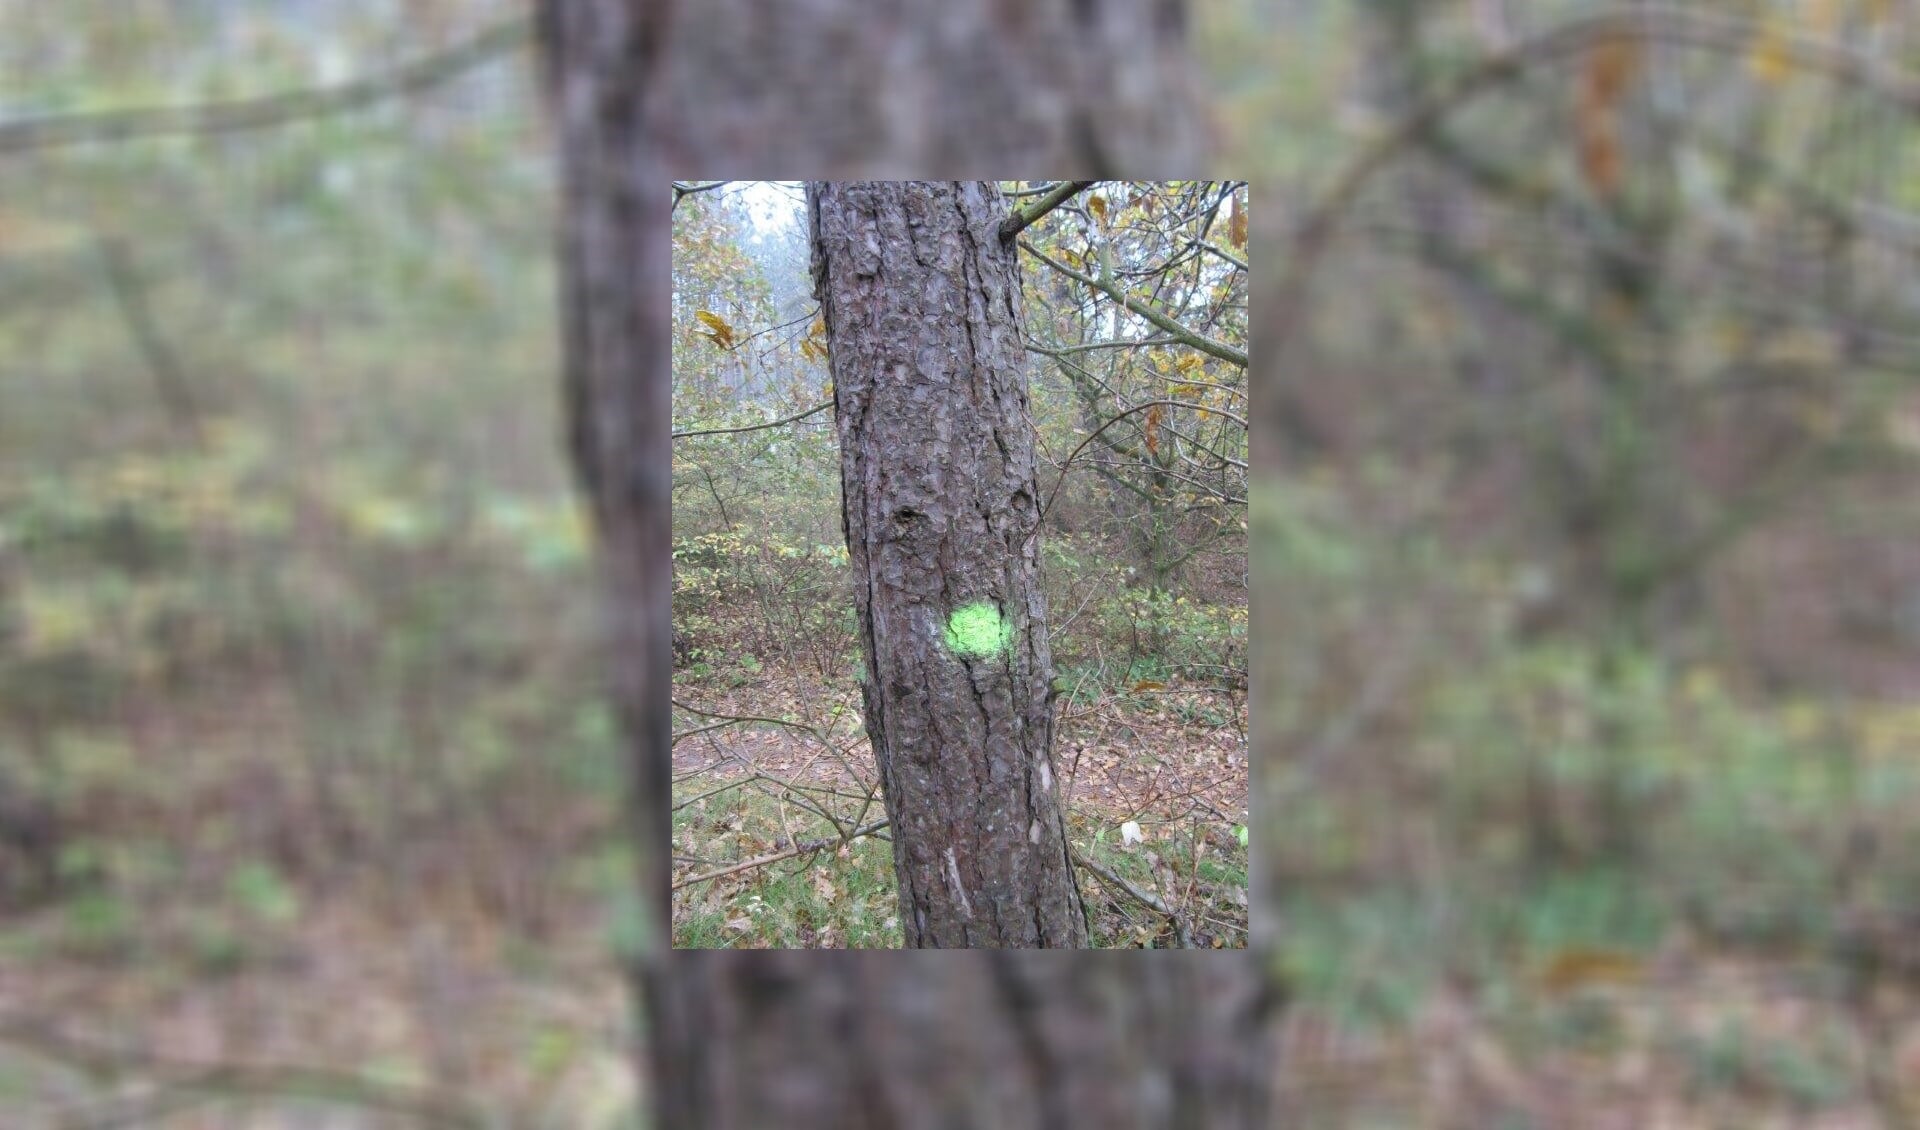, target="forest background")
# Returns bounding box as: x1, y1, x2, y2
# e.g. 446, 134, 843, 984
1, 0, 1919, 1126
